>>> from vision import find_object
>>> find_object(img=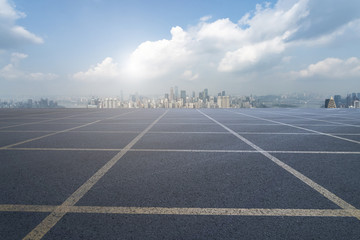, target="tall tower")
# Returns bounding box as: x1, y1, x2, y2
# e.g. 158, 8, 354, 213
170, 87, 174, 102
204, 88, 208, 102
180, 90, 186, 106
325, 97, 336, 108
175, 86, 179, 101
